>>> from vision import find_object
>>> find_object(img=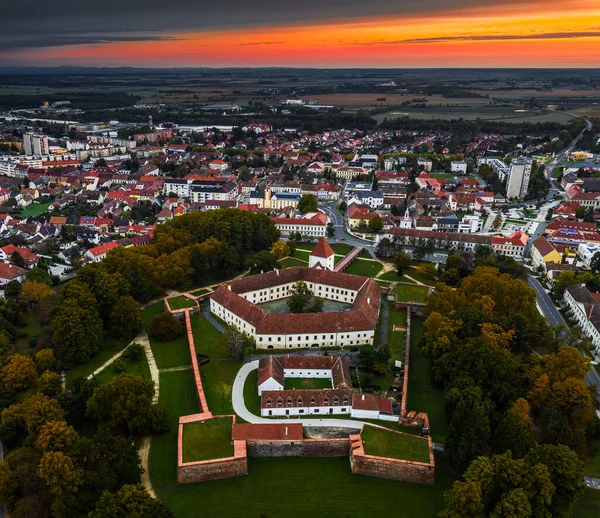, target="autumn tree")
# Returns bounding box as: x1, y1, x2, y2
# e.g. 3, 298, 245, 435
271, 240, 290, 259
89, 484, 173, 518
86, 374, 167, 435
0, 354, 37, 391
23, 394, 65, 437
368, 215, 383, 233
21, 279, 52, 308
394, 251, 412, 273
416, 262, 436, 279
35, 349, 57, 373
35, 420, 77, 453
149, 312, 183, 342
0, 459, 17, 506
110, 296, 142, 340
38, 451, 83, 496
37, 371, 62, 397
